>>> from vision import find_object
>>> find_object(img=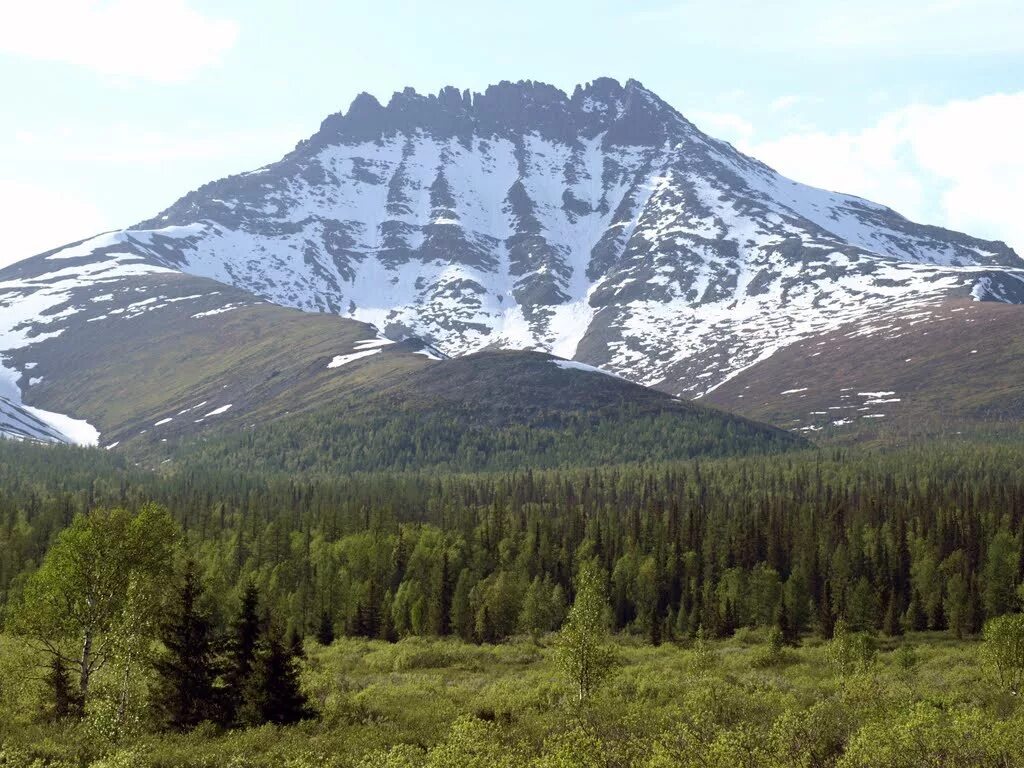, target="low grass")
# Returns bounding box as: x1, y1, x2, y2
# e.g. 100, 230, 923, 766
1, 631, 1021, 767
